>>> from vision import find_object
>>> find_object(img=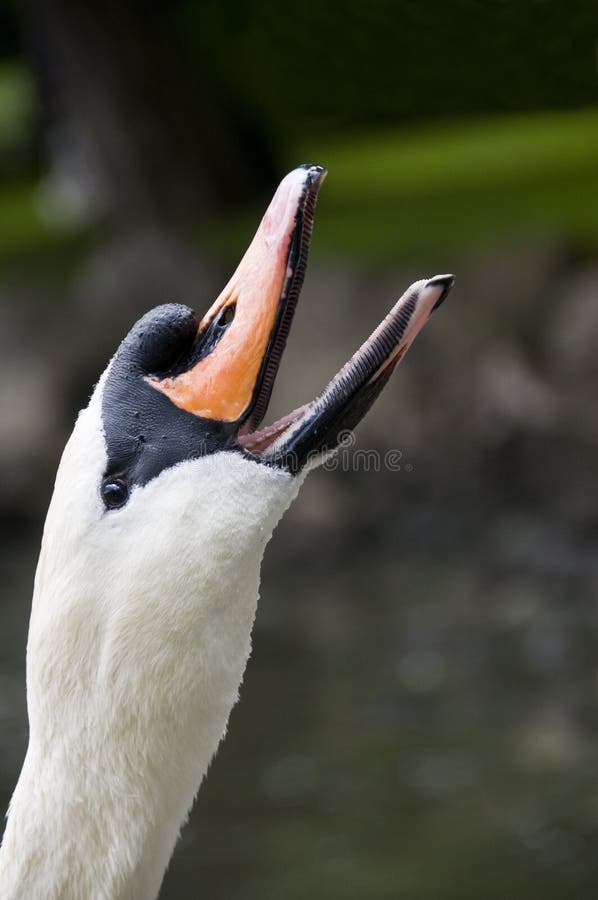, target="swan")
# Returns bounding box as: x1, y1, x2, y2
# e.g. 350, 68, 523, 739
0, 165, 453, 899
